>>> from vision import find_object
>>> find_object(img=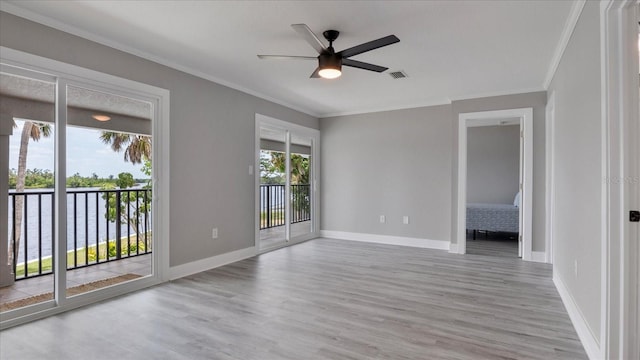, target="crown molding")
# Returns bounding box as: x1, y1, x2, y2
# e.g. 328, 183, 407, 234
543, 0, 587, 89
0, 3, 321, 118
